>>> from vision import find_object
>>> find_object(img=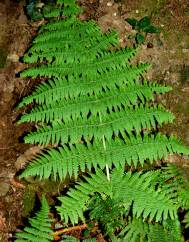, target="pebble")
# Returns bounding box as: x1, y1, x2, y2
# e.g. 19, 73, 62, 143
0, 182, 10, 196
107, 2, 113, 6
